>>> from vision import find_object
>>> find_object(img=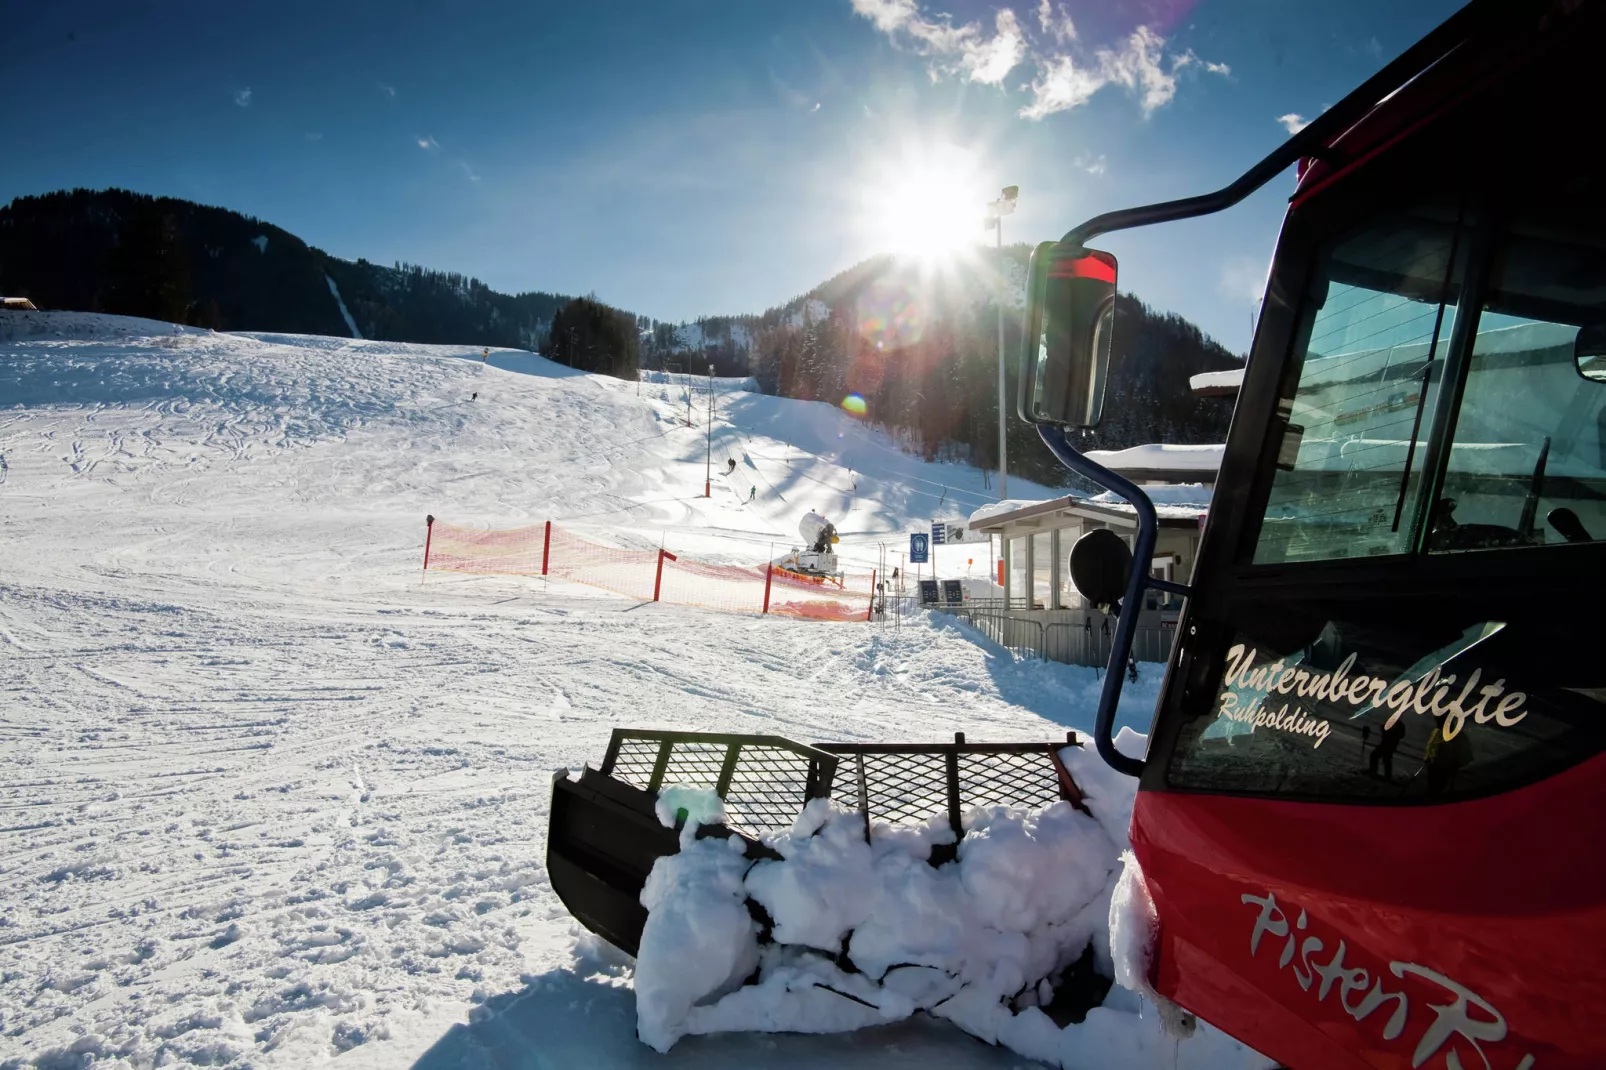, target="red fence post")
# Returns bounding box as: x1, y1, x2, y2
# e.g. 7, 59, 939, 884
866, 569, 876, 621
542, 521, 551, 576
422, 514, 435, 573
762, 562, 773, 614
653, 549, 677, 602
